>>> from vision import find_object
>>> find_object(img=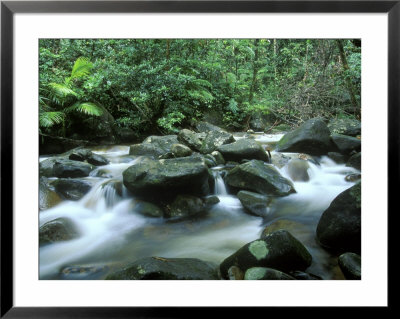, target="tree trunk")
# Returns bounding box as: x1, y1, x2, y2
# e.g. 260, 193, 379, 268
249, 39, 260, 102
